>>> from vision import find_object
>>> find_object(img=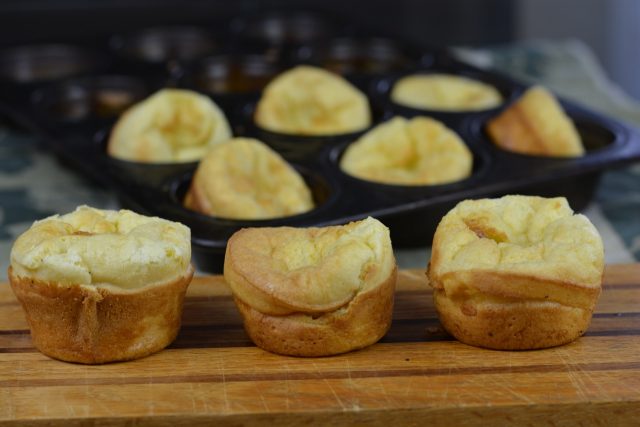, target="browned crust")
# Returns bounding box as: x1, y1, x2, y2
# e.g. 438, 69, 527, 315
434, 270, 601, 311
8, 265, 194, 364
486, 89, 583, 157
487, 101, 547, 155
428, 207, 601, 350
234, 266, 397, 357
433, 288, 592, 350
